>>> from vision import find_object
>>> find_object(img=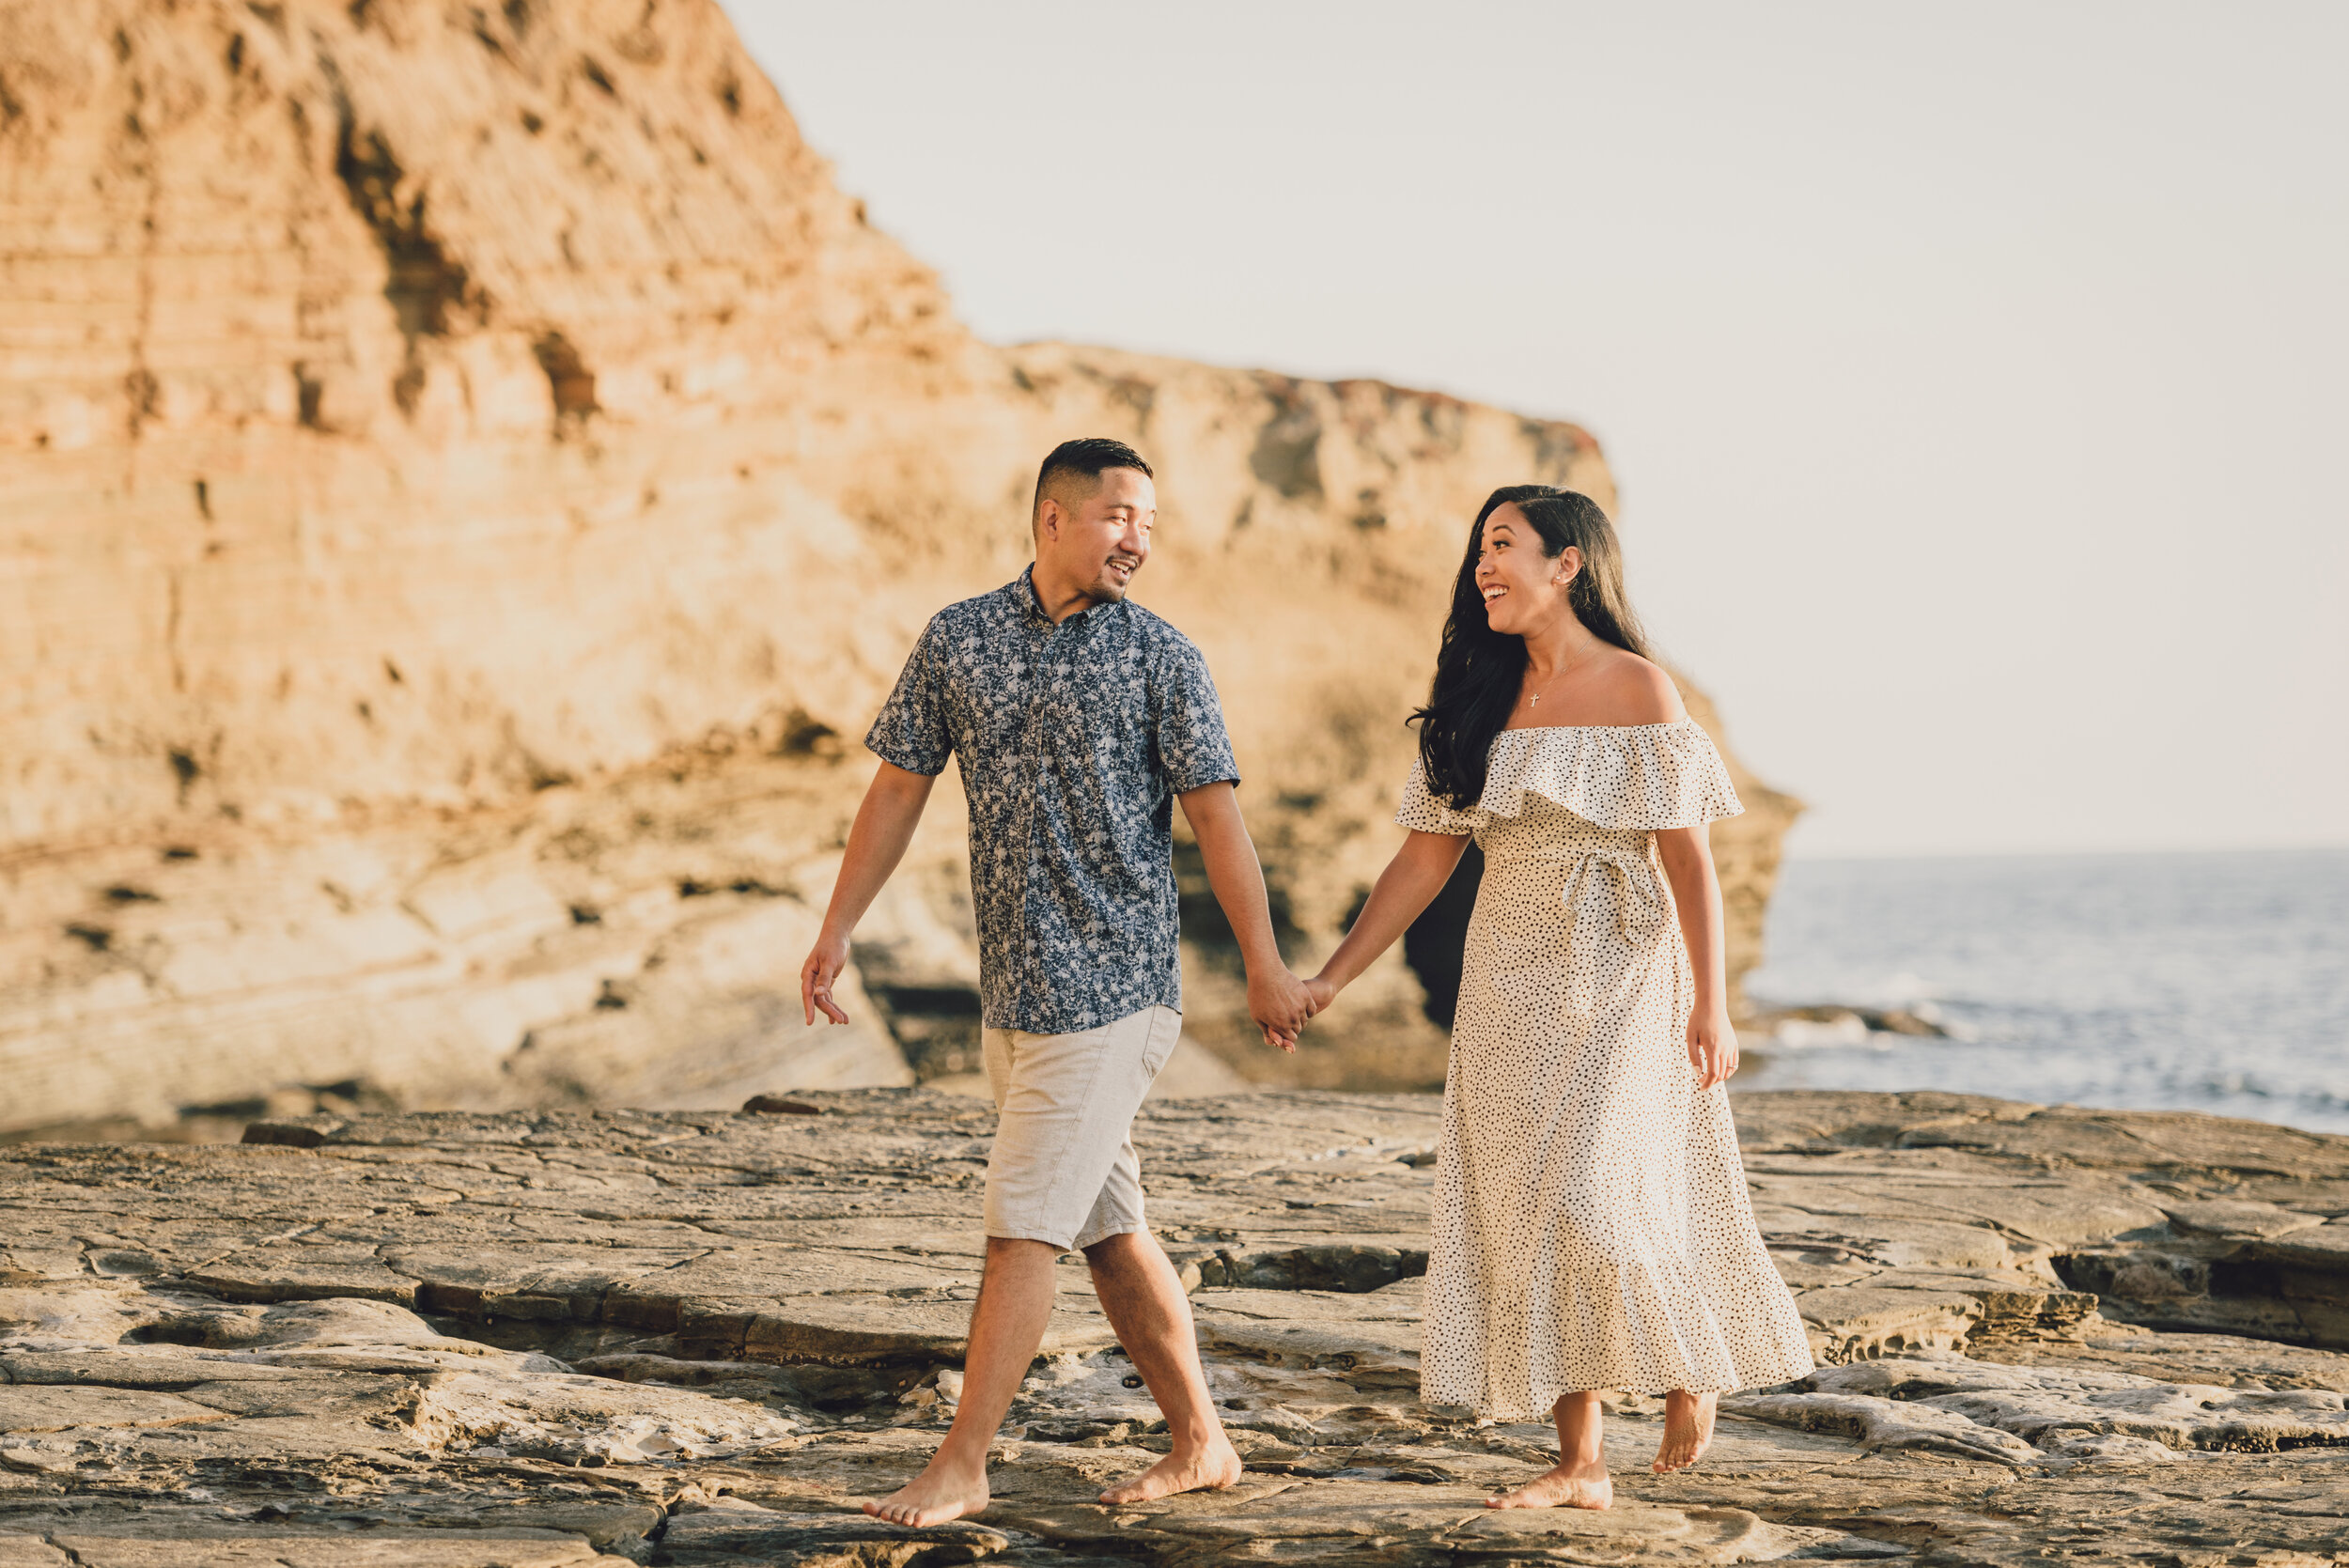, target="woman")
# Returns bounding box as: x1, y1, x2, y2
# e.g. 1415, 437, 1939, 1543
1304, 486, 1812, 1511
